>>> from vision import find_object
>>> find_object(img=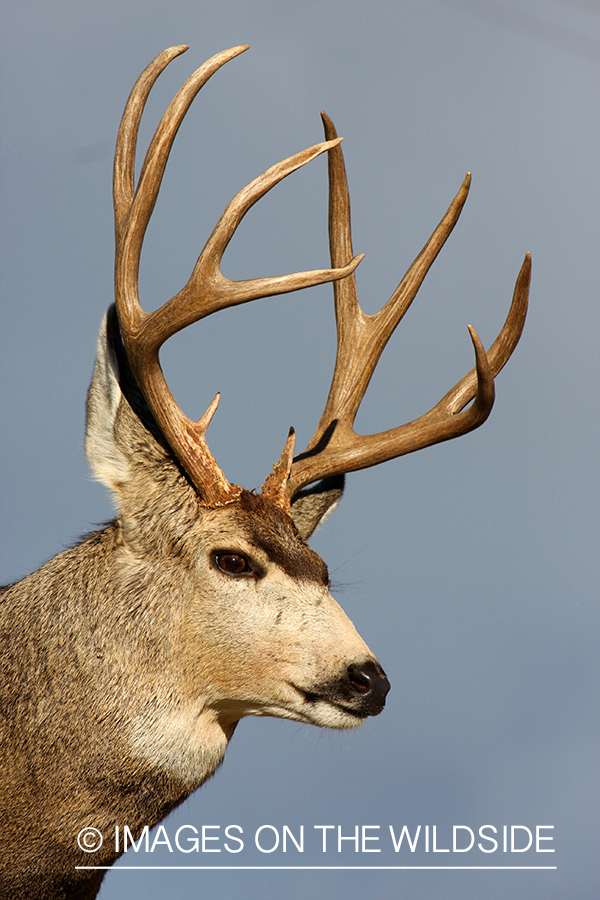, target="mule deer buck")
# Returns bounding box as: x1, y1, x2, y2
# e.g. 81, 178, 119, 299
1, 44, 529, 899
